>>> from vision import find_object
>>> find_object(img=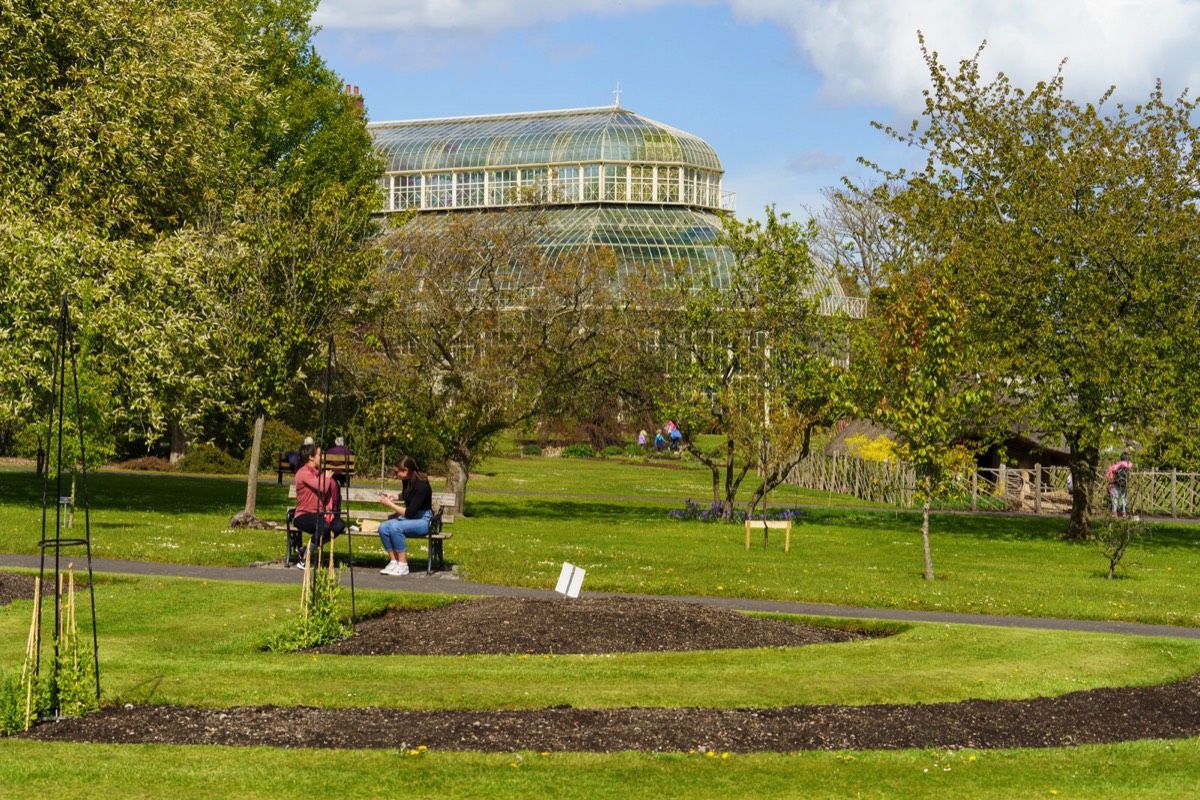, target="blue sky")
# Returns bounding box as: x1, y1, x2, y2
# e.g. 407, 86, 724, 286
313, 0, 1200, 220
